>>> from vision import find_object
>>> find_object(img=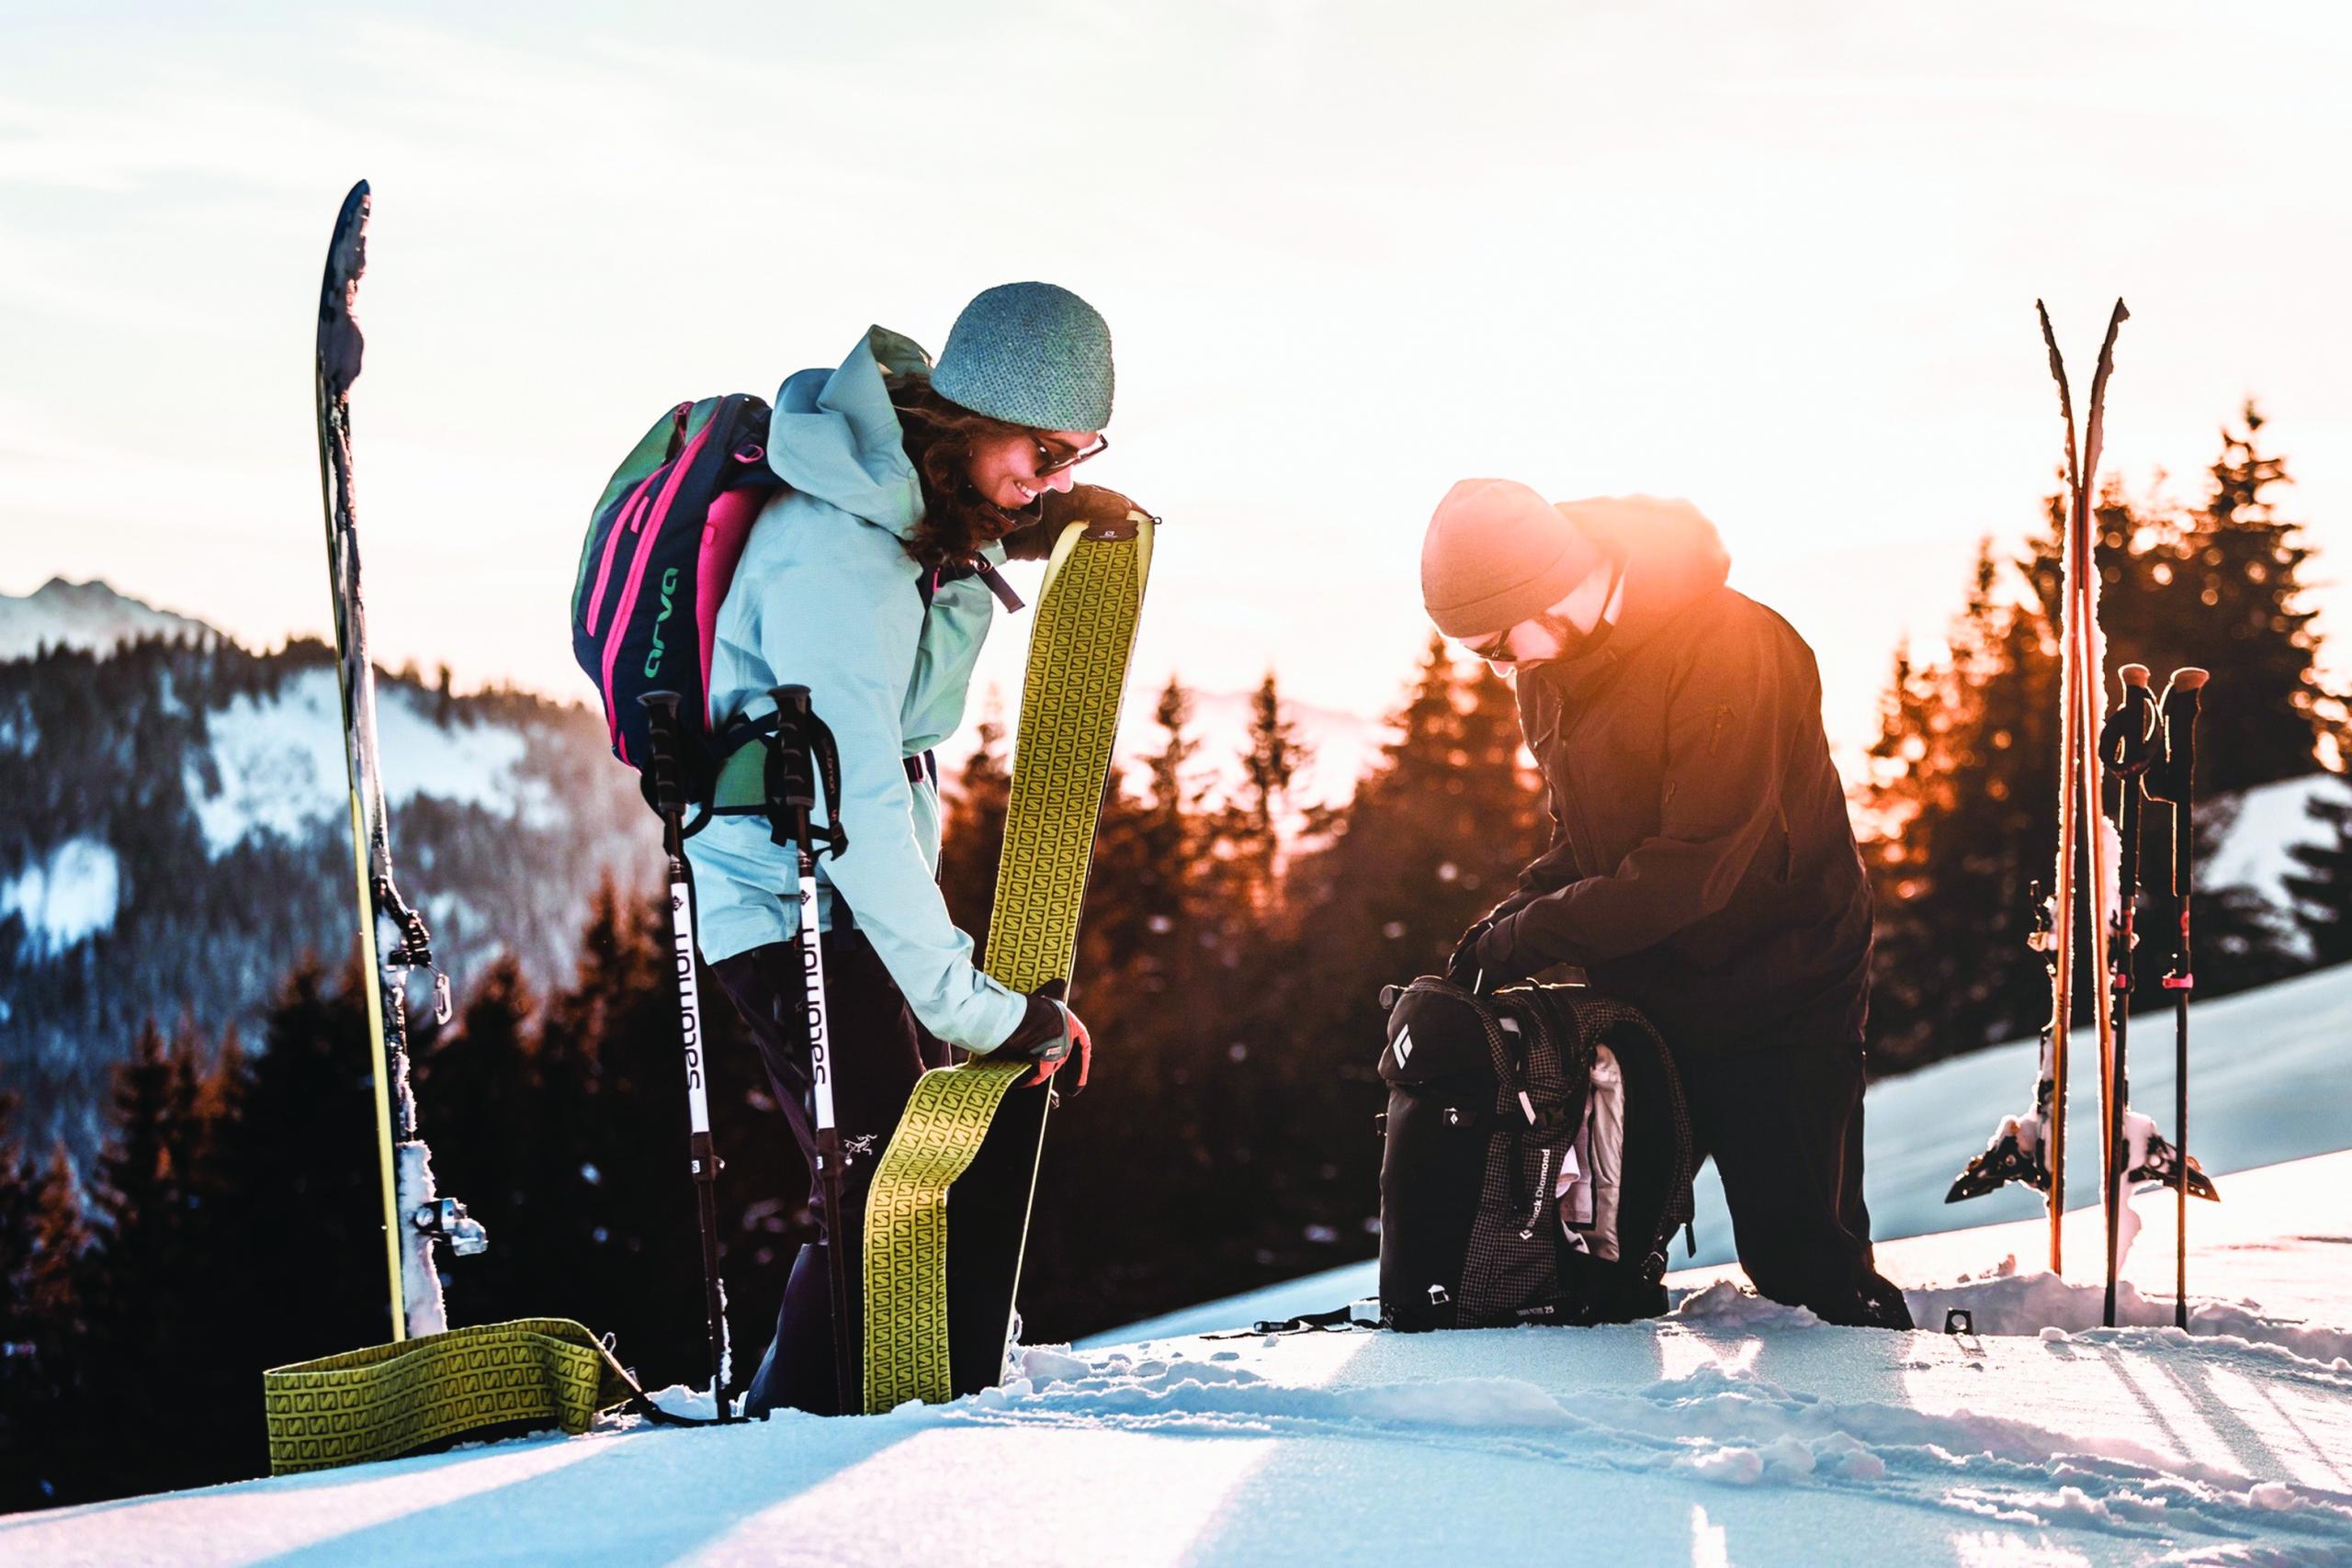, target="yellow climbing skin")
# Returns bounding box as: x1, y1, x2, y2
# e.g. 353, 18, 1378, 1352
862, 514, 1153, 1412
262, 1318, 638, 1474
